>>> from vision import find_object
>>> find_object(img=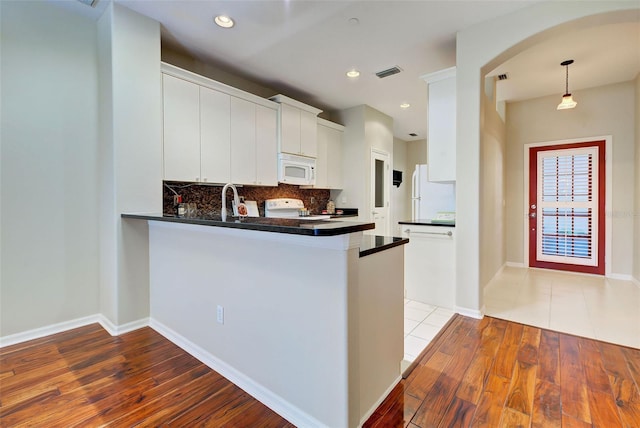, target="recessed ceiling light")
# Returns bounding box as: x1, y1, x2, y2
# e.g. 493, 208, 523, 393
348, 17, 360, 25
346, 69, 360, 78
214, 15, 234, 28
400, 103, 410, 109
